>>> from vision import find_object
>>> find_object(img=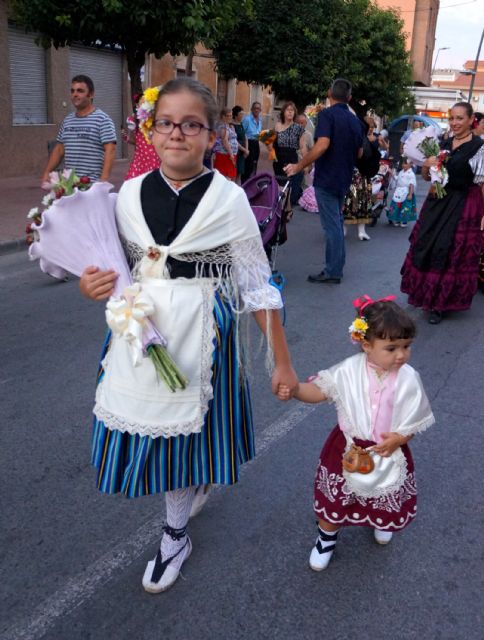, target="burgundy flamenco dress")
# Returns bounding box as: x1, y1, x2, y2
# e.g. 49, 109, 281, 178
400, 136, 484, 313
